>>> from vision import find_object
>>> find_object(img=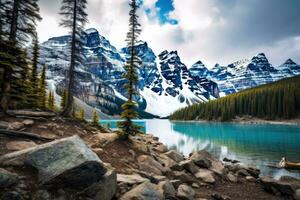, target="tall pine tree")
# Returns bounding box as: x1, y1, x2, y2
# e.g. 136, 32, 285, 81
0, 0, 41, 114
59, 0, 88, 117
28, 32, 40, 107
117, 0, 142, 138
38, 65, 47, 109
